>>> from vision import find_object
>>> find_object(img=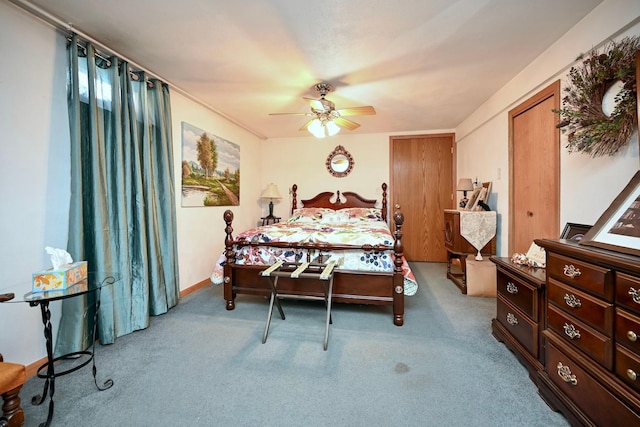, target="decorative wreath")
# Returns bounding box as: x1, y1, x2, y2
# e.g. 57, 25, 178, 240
555, 36, 639, 157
